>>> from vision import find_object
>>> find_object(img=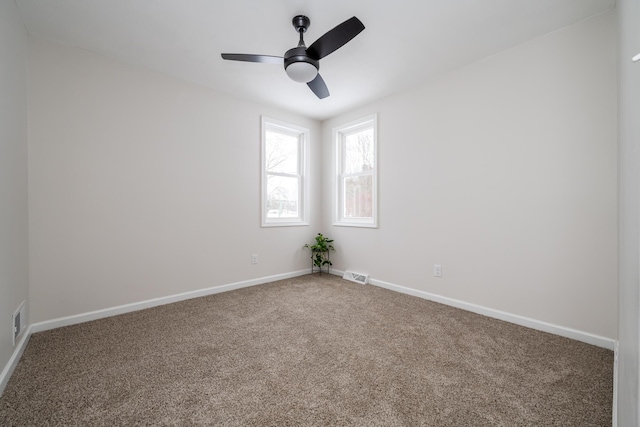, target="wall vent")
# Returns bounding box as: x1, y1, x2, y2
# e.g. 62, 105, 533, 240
12, 301, 26, 346
343, 270, 369, 285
